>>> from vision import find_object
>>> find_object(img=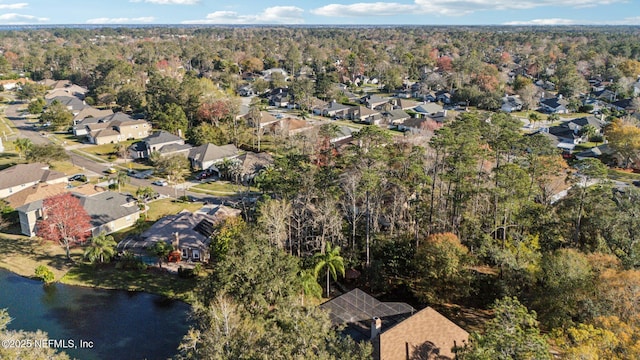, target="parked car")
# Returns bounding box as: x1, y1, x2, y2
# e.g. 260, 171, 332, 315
196, 169, 215, 180
105, 167, 117, 174
68, 174, 87, 182
632, 180, 640, 187
152, 180, 168, 186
